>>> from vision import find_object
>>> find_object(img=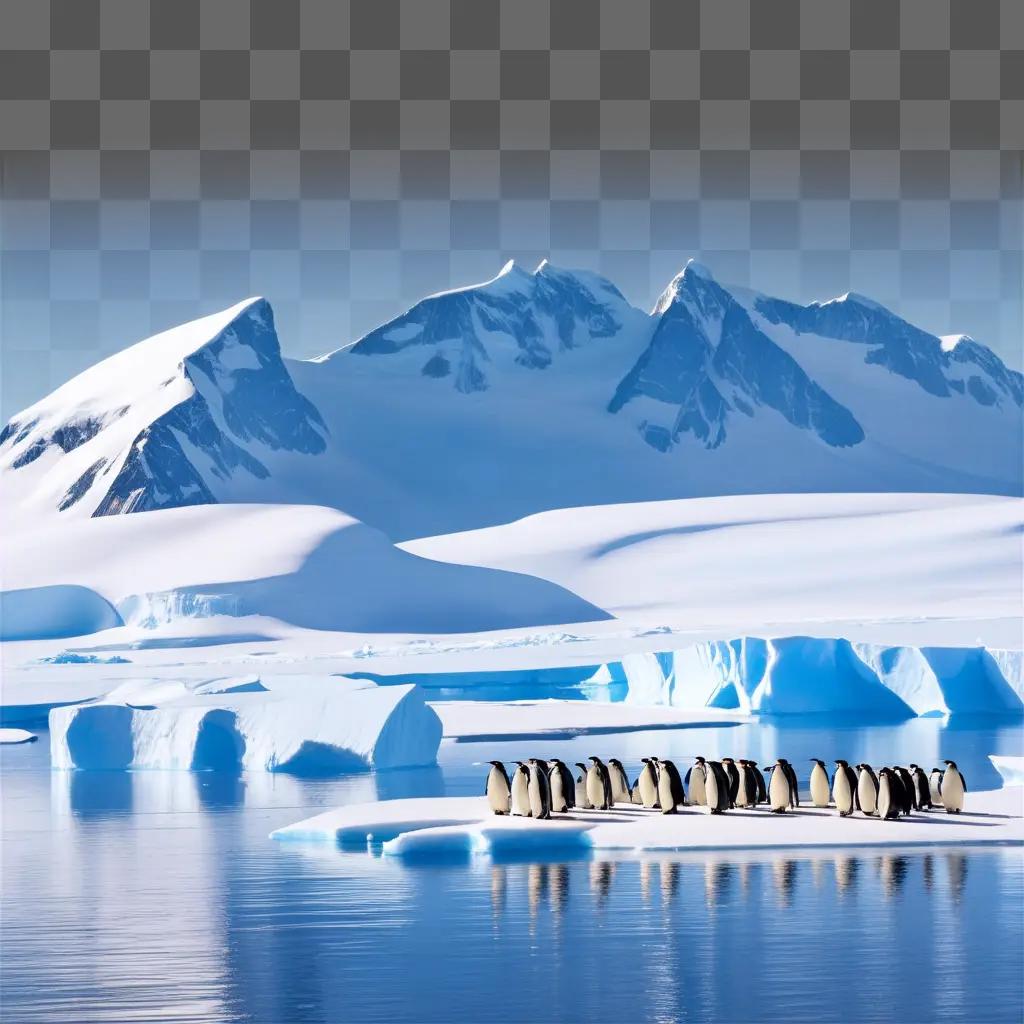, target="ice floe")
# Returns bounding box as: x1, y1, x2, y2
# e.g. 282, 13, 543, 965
990, 755, 1024, 787
272, 787, 1024, 859
49, 675, 442, 773
0, 728, 38, 744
